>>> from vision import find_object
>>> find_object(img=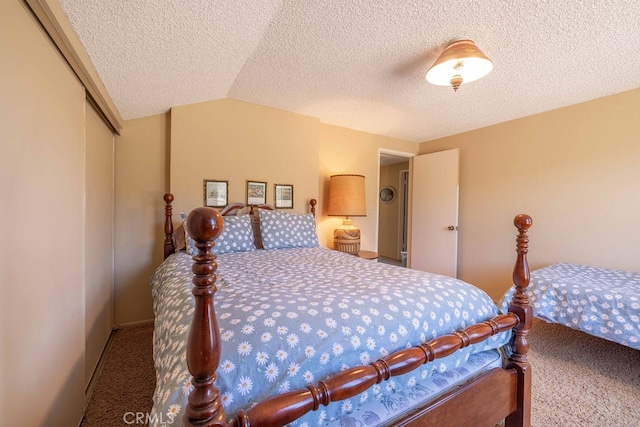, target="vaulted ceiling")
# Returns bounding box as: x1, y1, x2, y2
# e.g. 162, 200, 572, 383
58, 0, 640, 142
